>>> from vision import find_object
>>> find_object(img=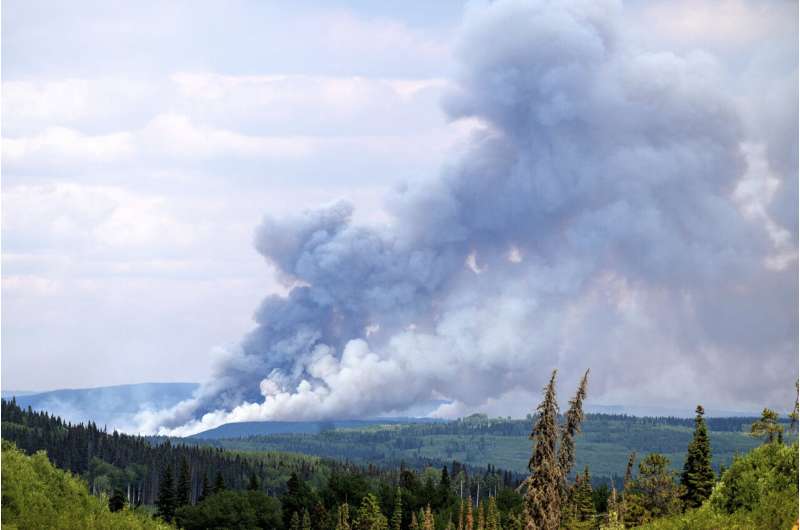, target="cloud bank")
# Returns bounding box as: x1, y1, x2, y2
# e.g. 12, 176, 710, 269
142, 0, 797, 435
